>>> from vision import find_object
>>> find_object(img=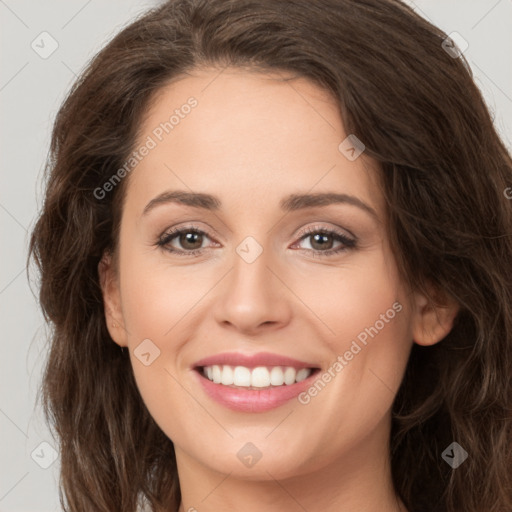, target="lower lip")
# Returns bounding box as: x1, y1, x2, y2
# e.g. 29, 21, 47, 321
194, 369, 319, 413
